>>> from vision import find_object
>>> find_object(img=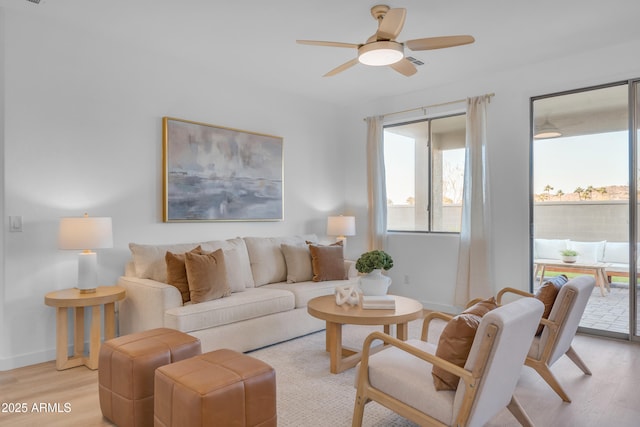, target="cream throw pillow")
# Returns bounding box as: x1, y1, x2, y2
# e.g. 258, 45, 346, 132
281, 243, 313, 283
184, 249, 231, 303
